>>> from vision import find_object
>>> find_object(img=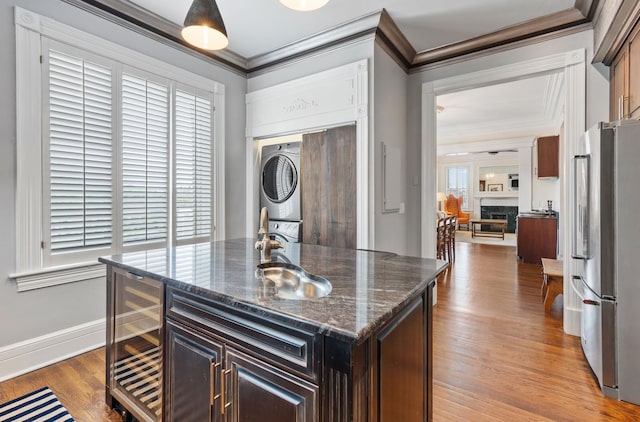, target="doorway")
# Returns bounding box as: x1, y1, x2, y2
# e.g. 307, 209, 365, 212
421, 49, 587, 336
